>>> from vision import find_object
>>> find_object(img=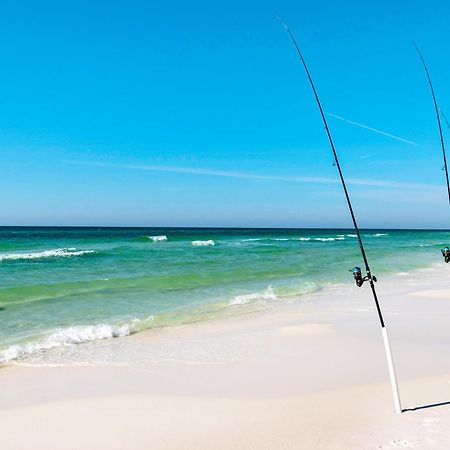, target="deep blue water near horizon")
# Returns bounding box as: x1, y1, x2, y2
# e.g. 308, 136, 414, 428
0, 226, 448, 365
